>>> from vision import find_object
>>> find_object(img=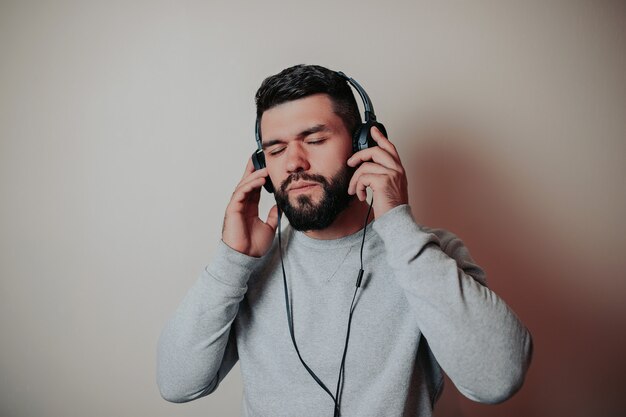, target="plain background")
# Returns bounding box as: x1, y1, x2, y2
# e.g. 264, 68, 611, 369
1, 1, 625, 416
